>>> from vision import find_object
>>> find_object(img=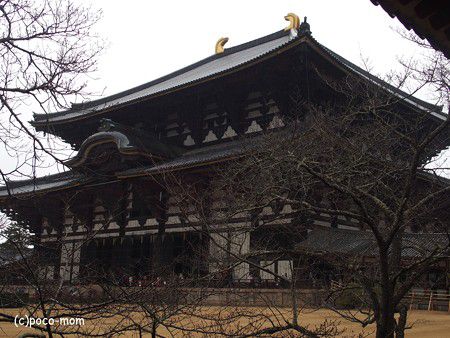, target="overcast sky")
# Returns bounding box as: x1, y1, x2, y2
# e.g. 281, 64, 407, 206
1, 0, 449, 178
89, 0, 429, 97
